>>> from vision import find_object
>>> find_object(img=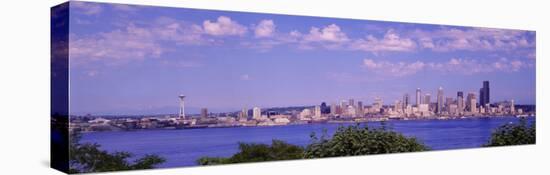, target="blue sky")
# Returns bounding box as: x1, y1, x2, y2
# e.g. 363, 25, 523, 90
66, 1, 536, 115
